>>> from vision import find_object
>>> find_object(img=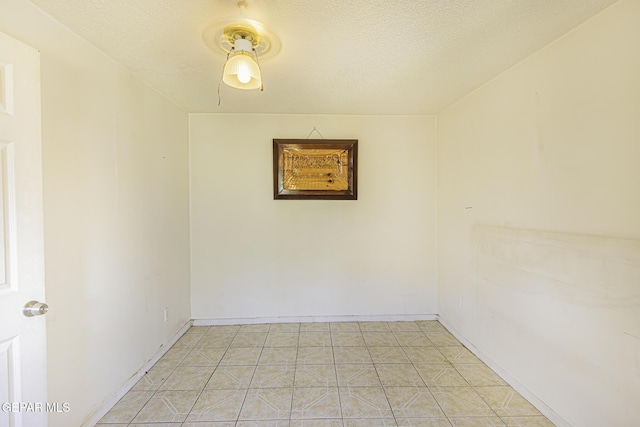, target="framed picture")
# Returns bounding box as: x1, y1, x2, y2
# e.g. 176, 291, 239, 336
273, 139, 358, 200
